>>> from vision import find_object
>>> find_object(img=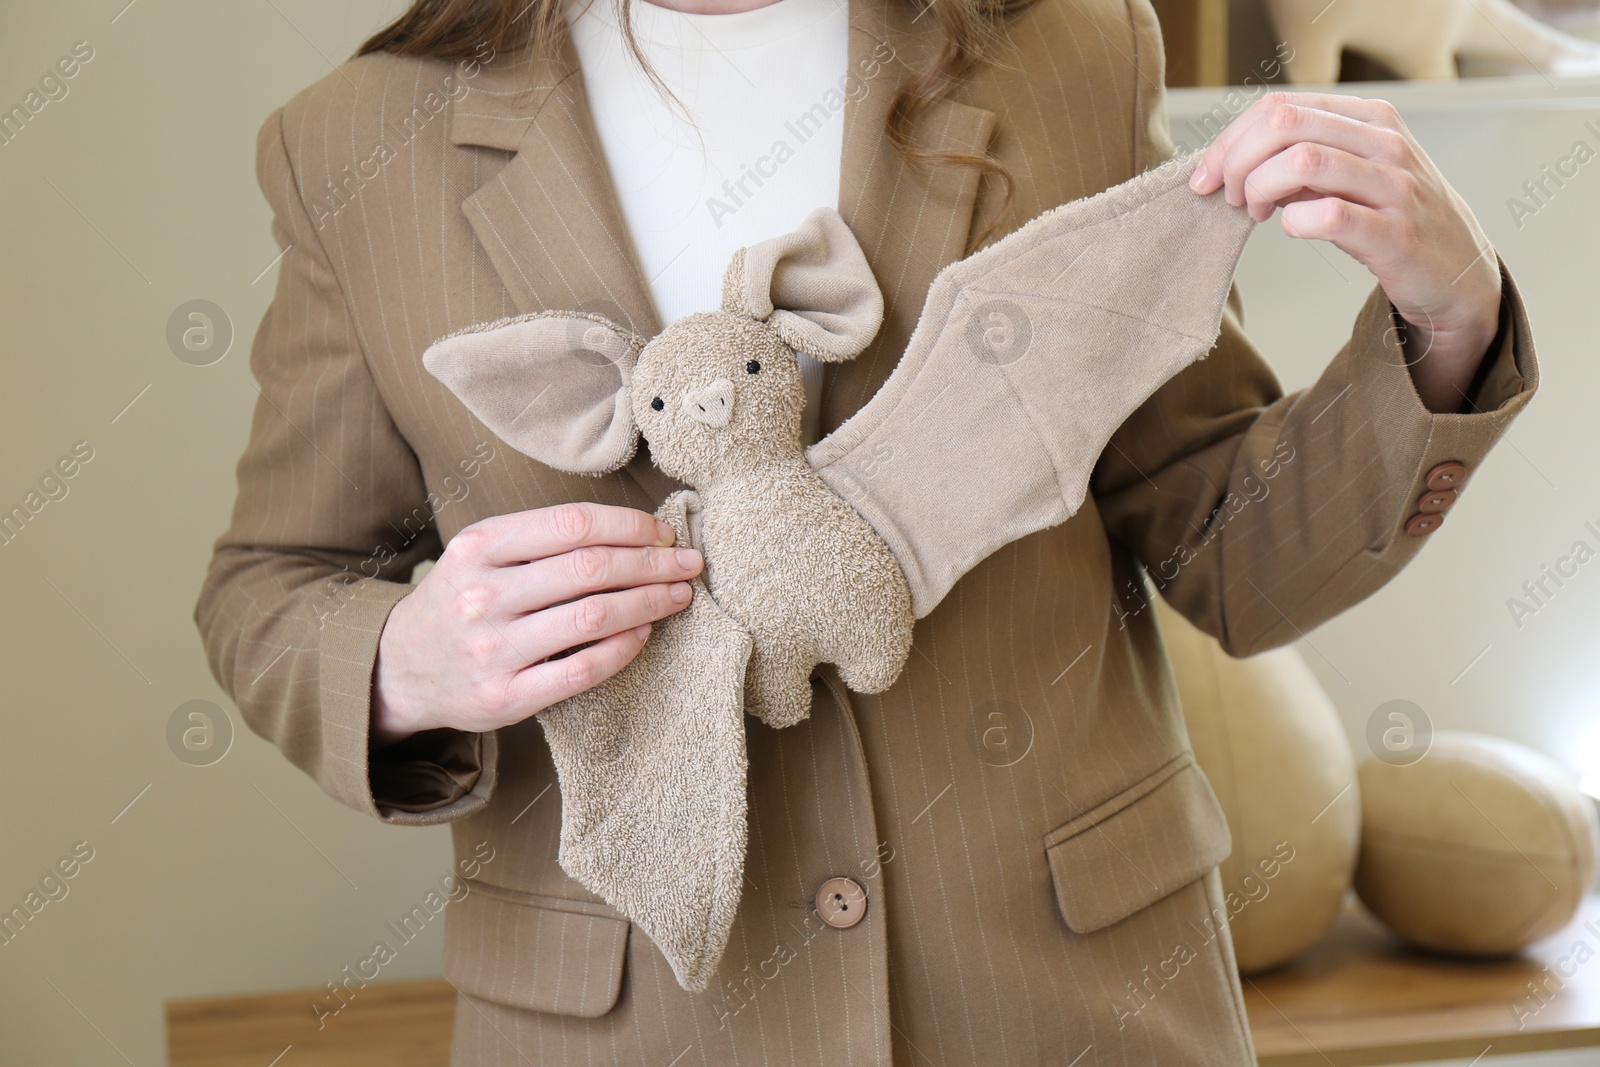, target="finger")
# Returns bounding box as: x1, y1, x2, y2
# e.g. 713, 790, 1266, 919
1200, 92, 1403, 170
1205, 101, 1411, 207
509, 623, 654, 719
509, 581, 693, 662
1244, 91, 1406, 129
464, 503, 675, 567
504, 543, 704, 614
1278, 197, 1394, 267
1195, 96, 1275, 192
1195, 92, 1409, 196
1239, 143, 1403, 223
